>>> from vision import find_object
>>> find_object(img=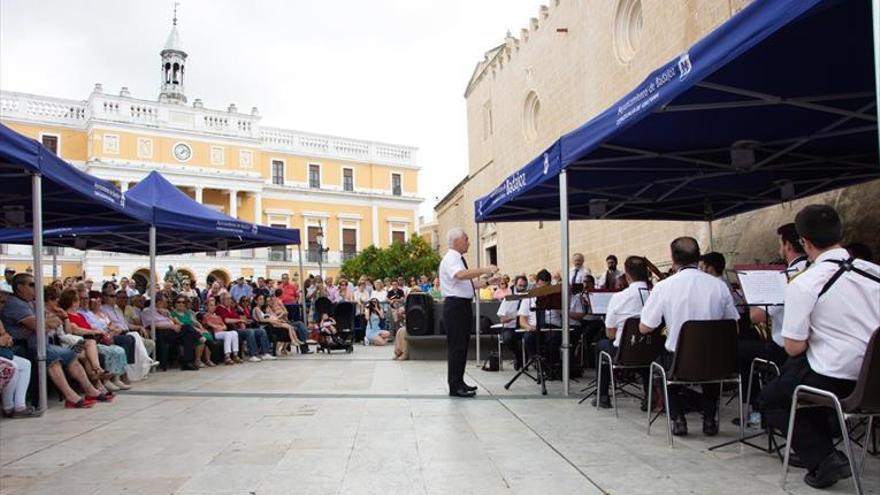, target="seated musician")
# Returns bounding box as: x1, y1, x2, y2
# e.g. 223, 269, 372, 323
639, 237, 739, 437
595, 256, 650, 409
699, 252, 746, 306
739, 223, 809, 410
498, 275, 528, 370
761, 205, 880, 489
517, 270, 562, 363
